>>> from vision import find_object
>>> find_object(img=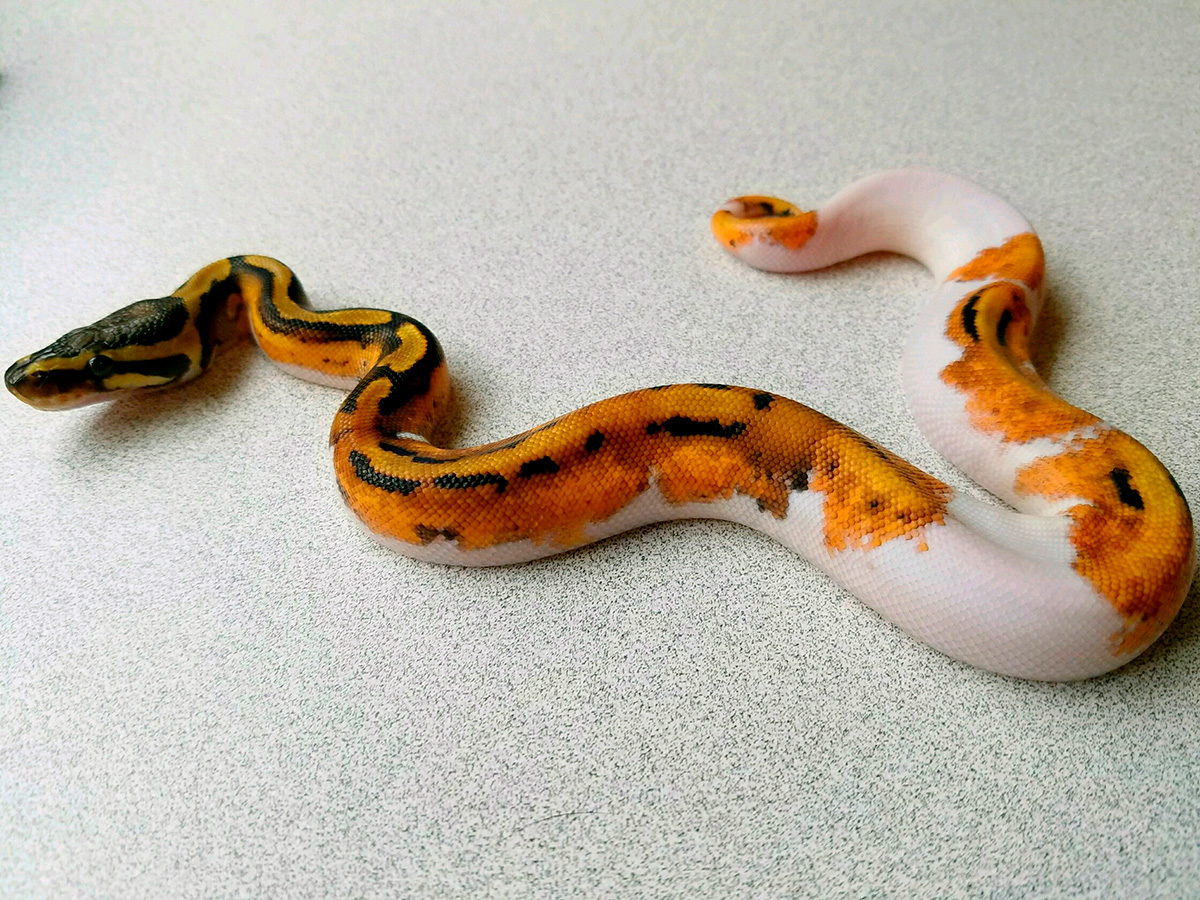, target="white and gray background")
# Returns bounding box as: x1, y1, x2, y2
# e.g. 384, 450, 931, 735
2, 2, 1198, 897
